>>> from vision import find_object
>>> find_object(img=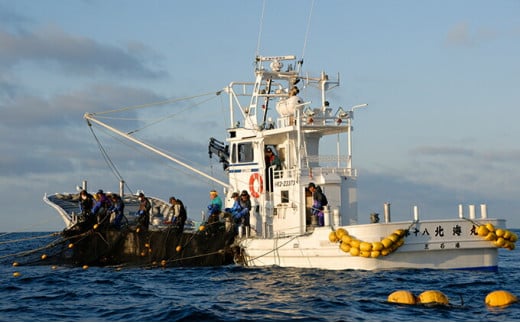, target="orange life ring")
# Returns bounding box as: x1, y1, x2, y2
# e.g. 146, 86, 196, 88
249, 173, 264, 198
